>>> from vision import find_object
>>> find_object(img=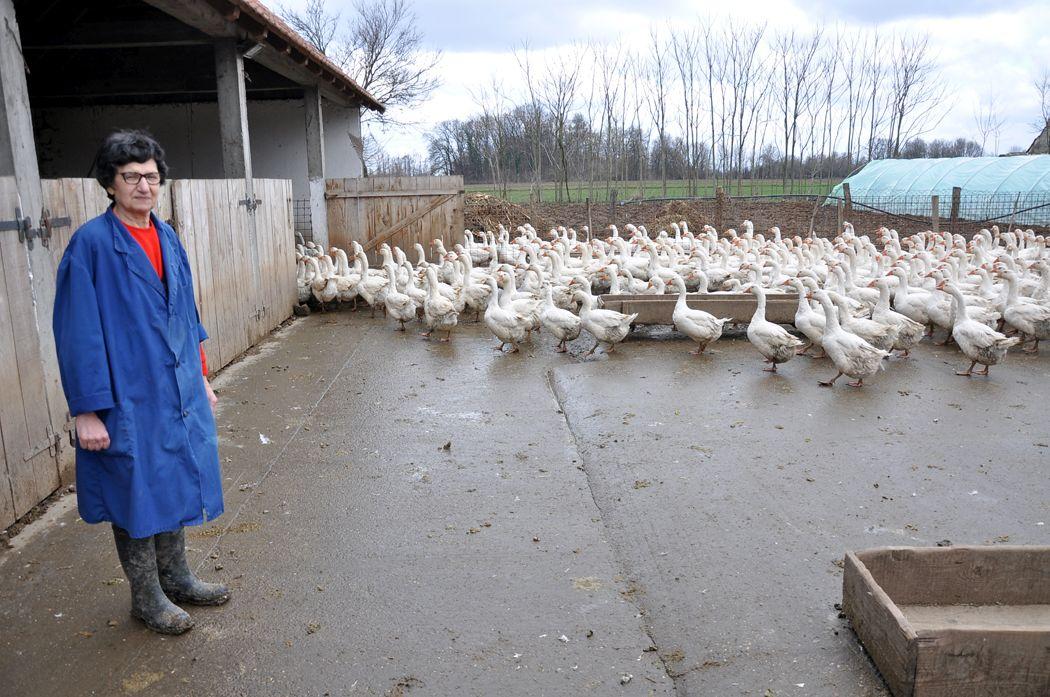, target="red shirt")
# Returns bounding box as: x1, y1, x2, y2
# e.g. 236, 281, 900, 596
121, 220, 209, 376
